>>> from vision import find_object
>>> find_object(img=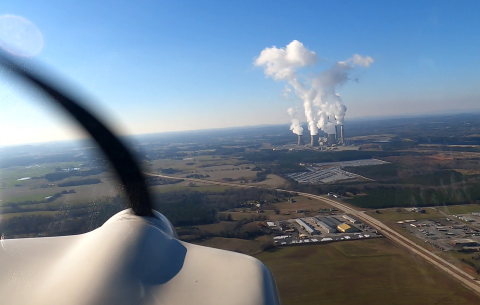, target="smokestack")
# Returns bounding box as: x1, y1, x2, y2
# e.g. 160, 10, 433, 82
311, 135, 319, 147
335, 125, 338, 139
340, 125, 344, 145
297, 135, 304, 146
